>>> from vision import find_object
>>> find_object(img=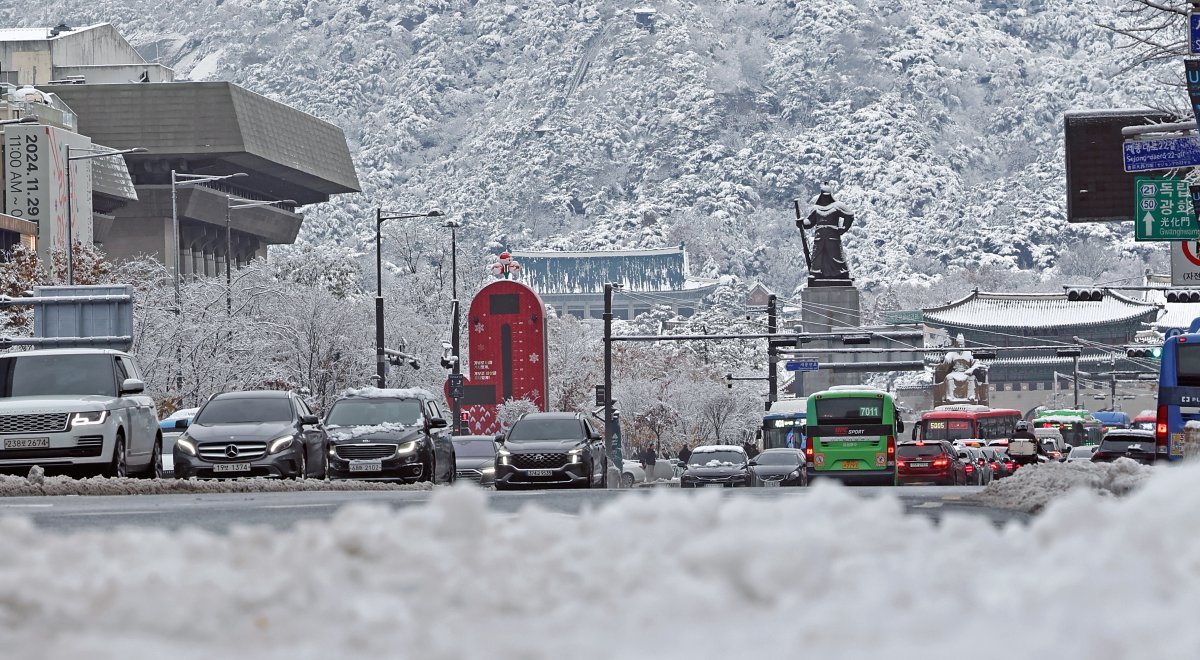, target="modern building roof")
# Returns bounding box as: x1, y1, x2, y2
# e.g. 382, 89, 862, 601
509, 246, 716, 295
0, 24, 110, 42
922, 290, 1160, 331
43, 82, 361, 204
